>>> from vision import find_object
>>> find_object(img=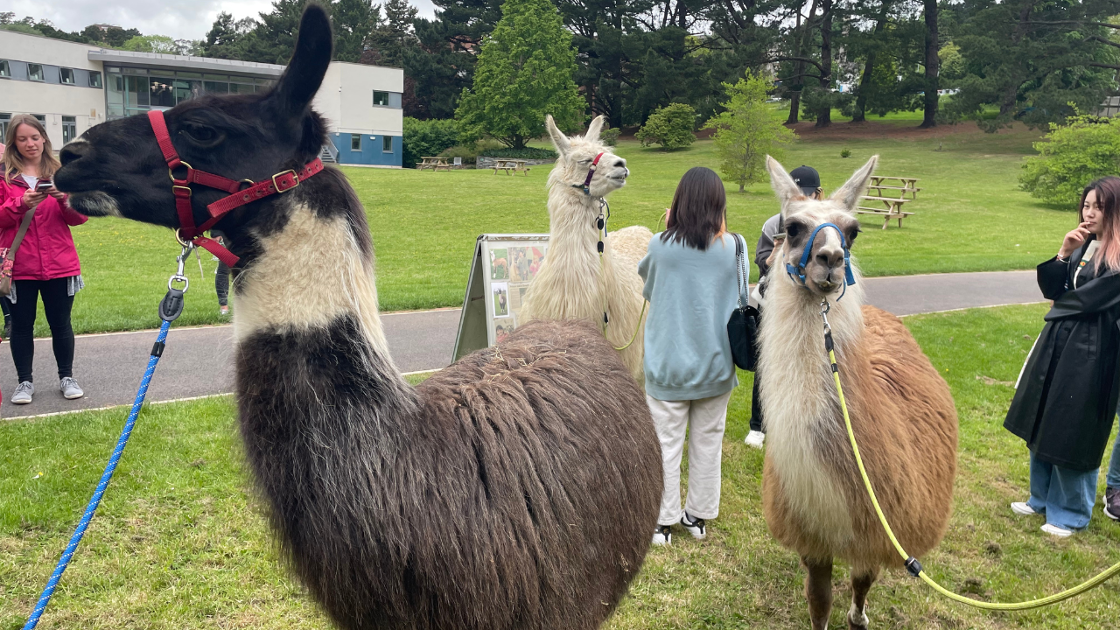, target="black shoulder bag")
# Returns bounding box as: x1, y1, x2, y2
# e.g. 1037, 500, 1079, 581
727, 233, 760, 371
